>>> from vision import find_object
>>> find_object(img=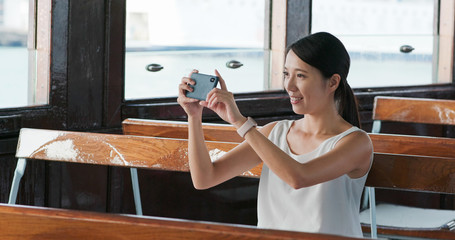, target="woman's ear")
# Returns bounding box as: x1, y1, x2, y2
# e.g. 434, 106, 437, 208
328, 74, 341, 92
